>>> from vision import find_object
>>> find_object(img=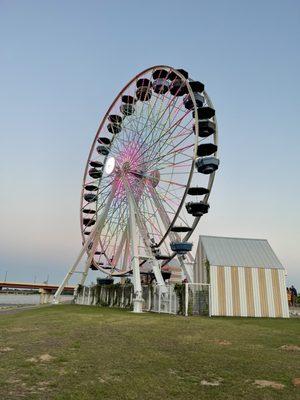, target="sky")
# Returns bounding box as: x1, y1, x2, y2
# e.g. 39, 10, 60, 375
0, 0, 299, 287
